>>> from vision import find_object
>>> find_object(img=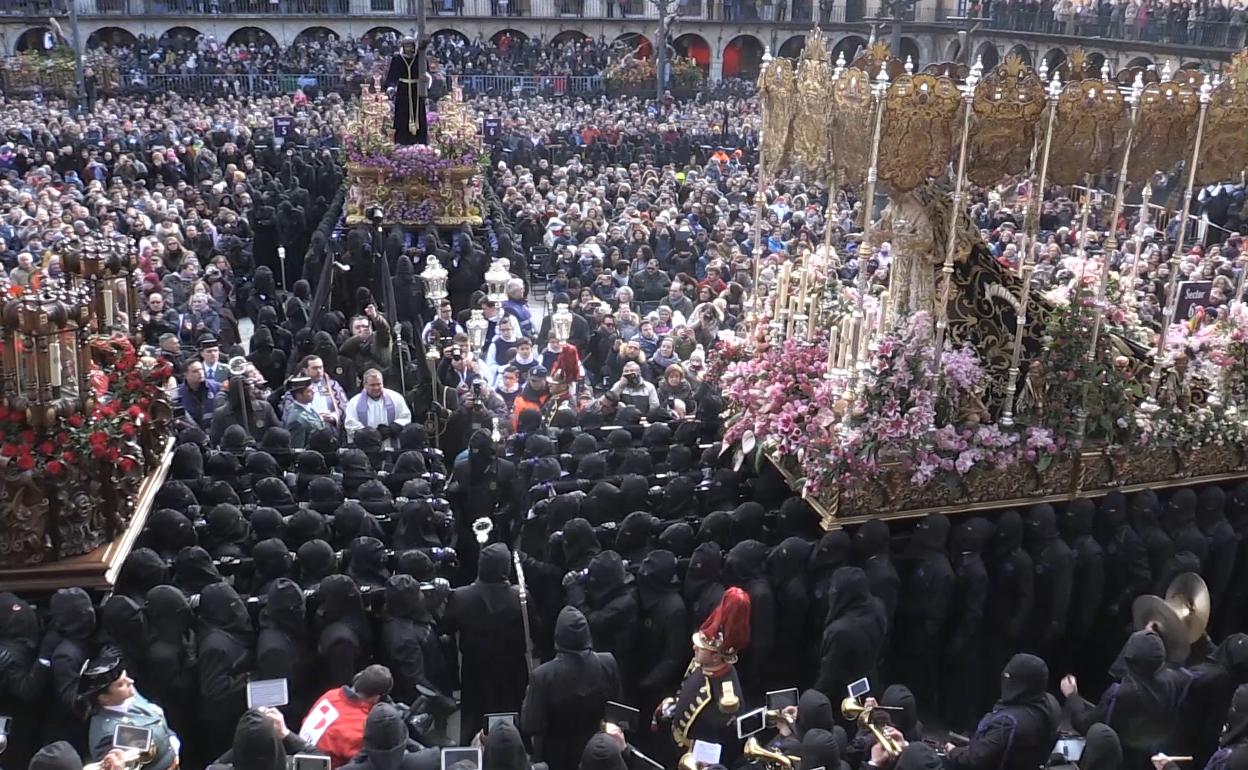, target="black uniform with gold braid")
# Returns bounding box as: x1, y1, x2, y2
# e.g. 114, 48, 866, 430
659, 586, 751, 767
